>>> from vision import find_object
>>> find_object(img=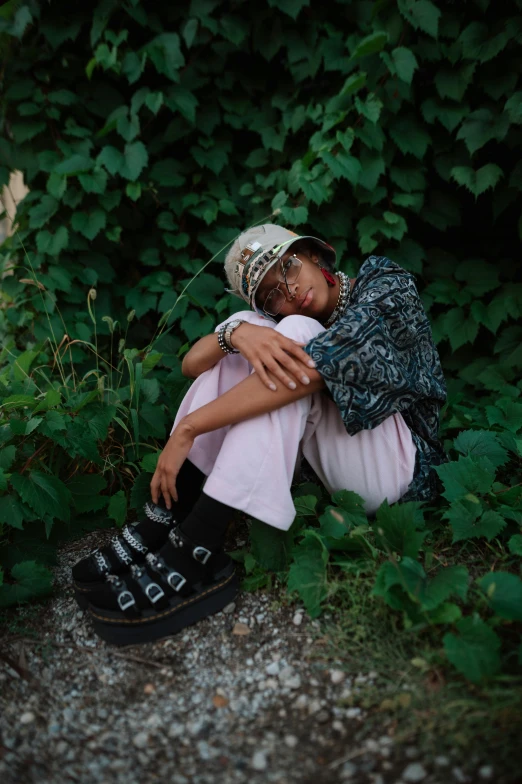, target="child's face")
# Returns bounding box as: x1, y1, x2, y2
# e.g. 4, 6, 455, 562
255, 248, 332, 320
